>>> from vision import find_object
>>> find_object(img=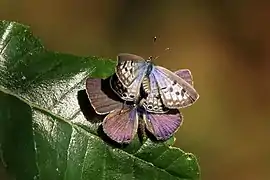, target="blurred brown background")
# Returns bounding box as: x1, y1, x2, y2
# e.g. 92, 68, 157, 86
1, 1, 270, 180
